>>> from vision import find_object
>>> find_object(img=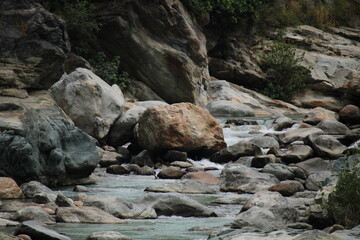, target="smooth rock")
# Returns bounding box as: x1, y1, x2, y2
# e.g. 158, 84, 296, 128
205, 100, 255, 117
55, 193, 75, 207
282, 145, 314, 164
33, 193, 57, 204
56, 207, 122, 223
303, 108, 338, 125
211, 194, 252, 205
339, 105, 360, 125
51, 68, 125, 139
249, 136, 279, 149
130, 150, 155, 167
20, 182, 54, 198
278, 128, 323, 144
15, 221, 71, 240
134, 193, 216, 217
306, 134, 347, 159
86, 231, 131, 240
251, 154, 278, 168
181, 172, 220, 185
157, 167, 186, 179
210, 142, 262, 163
273, 117, 296, 131
99, 150, 122, 168
292, 230, 343, 240
163, 150, 188, 163
0, 178, 24, 199
136, 103, 226, 157
262, 163, 296, 181
106, 165, 131, 175
268, 180, 305, 196
305, 171, 332, 191
295, 158, 331, 174
145, 180, 216, 194
220, 164, 279, 193
316, 120, 351, 135
14, 206, 55, 224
